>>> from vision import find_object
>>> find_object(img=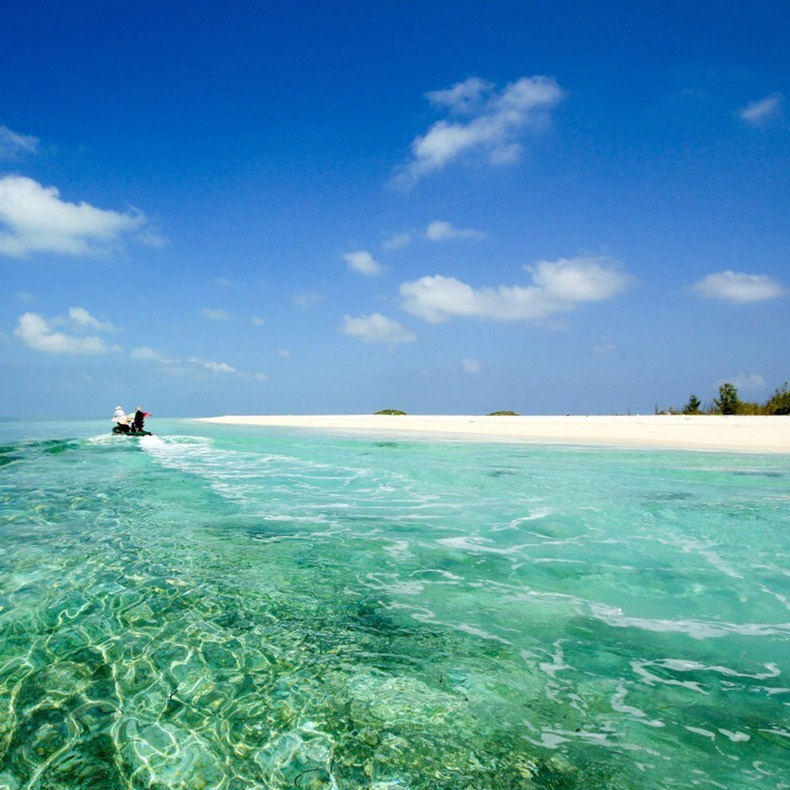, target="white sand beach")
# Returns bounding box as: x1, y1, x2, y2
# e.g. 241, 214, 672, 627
197, 414, 790, 453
